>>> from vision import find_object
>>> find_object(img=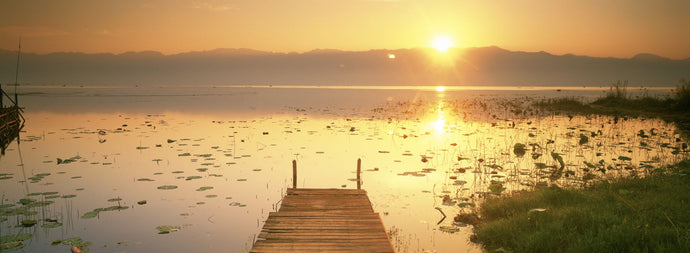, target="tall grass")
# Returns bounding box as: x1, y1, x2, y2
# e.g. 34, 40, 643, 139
590, 80, 675, 111
473, 160, 690, 252
608, 80, 628, 100
675, 79, 690, 112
